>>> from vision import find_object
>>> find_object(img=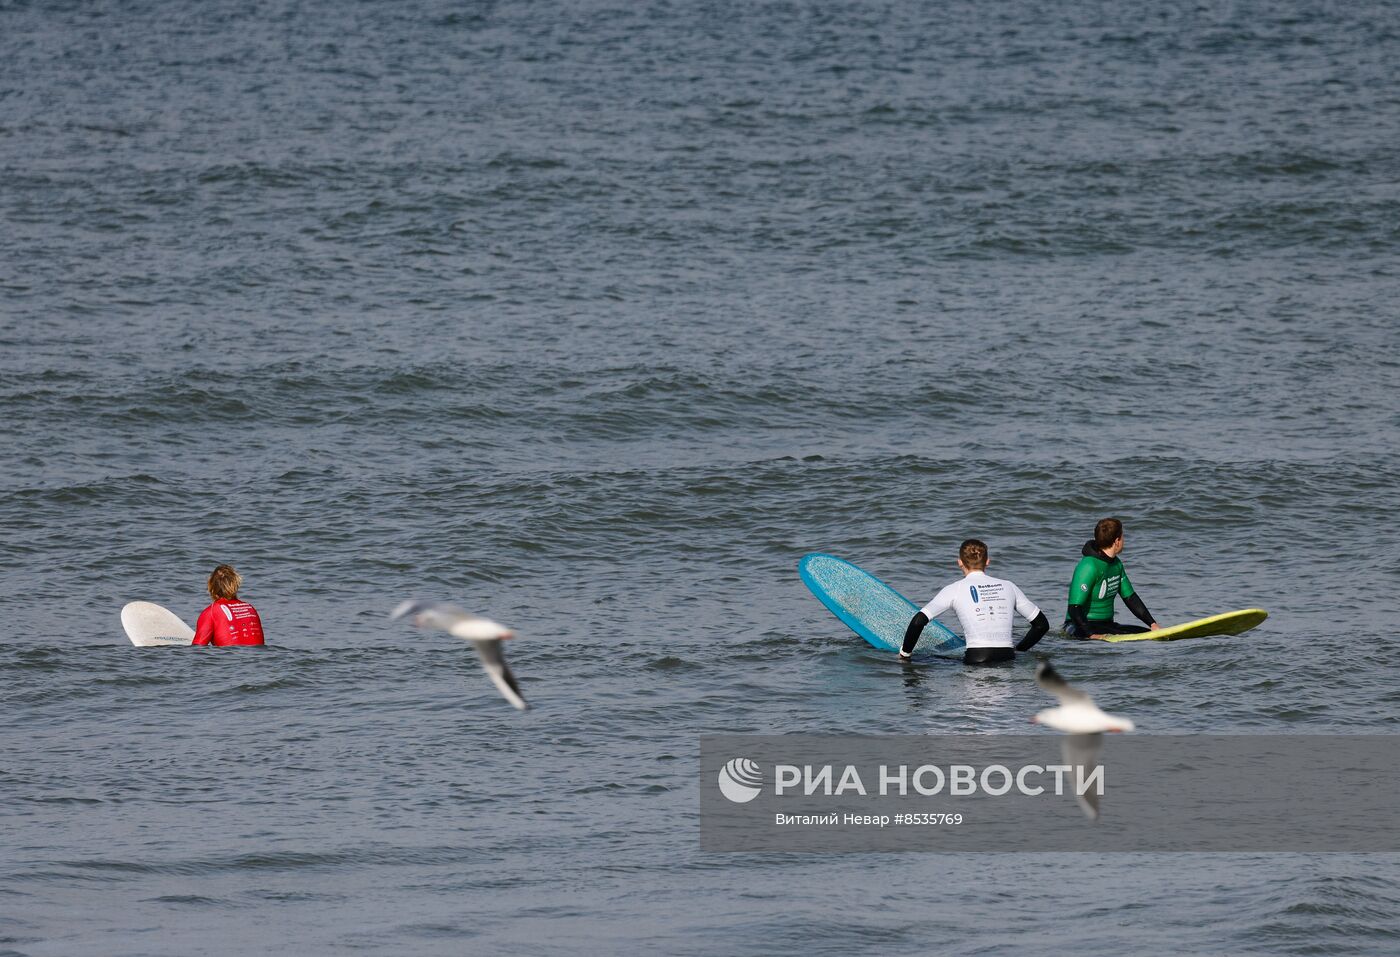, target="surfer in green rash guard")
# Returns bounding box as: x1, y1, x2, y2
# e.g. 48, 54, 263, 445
1063, 518, 1160, 640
